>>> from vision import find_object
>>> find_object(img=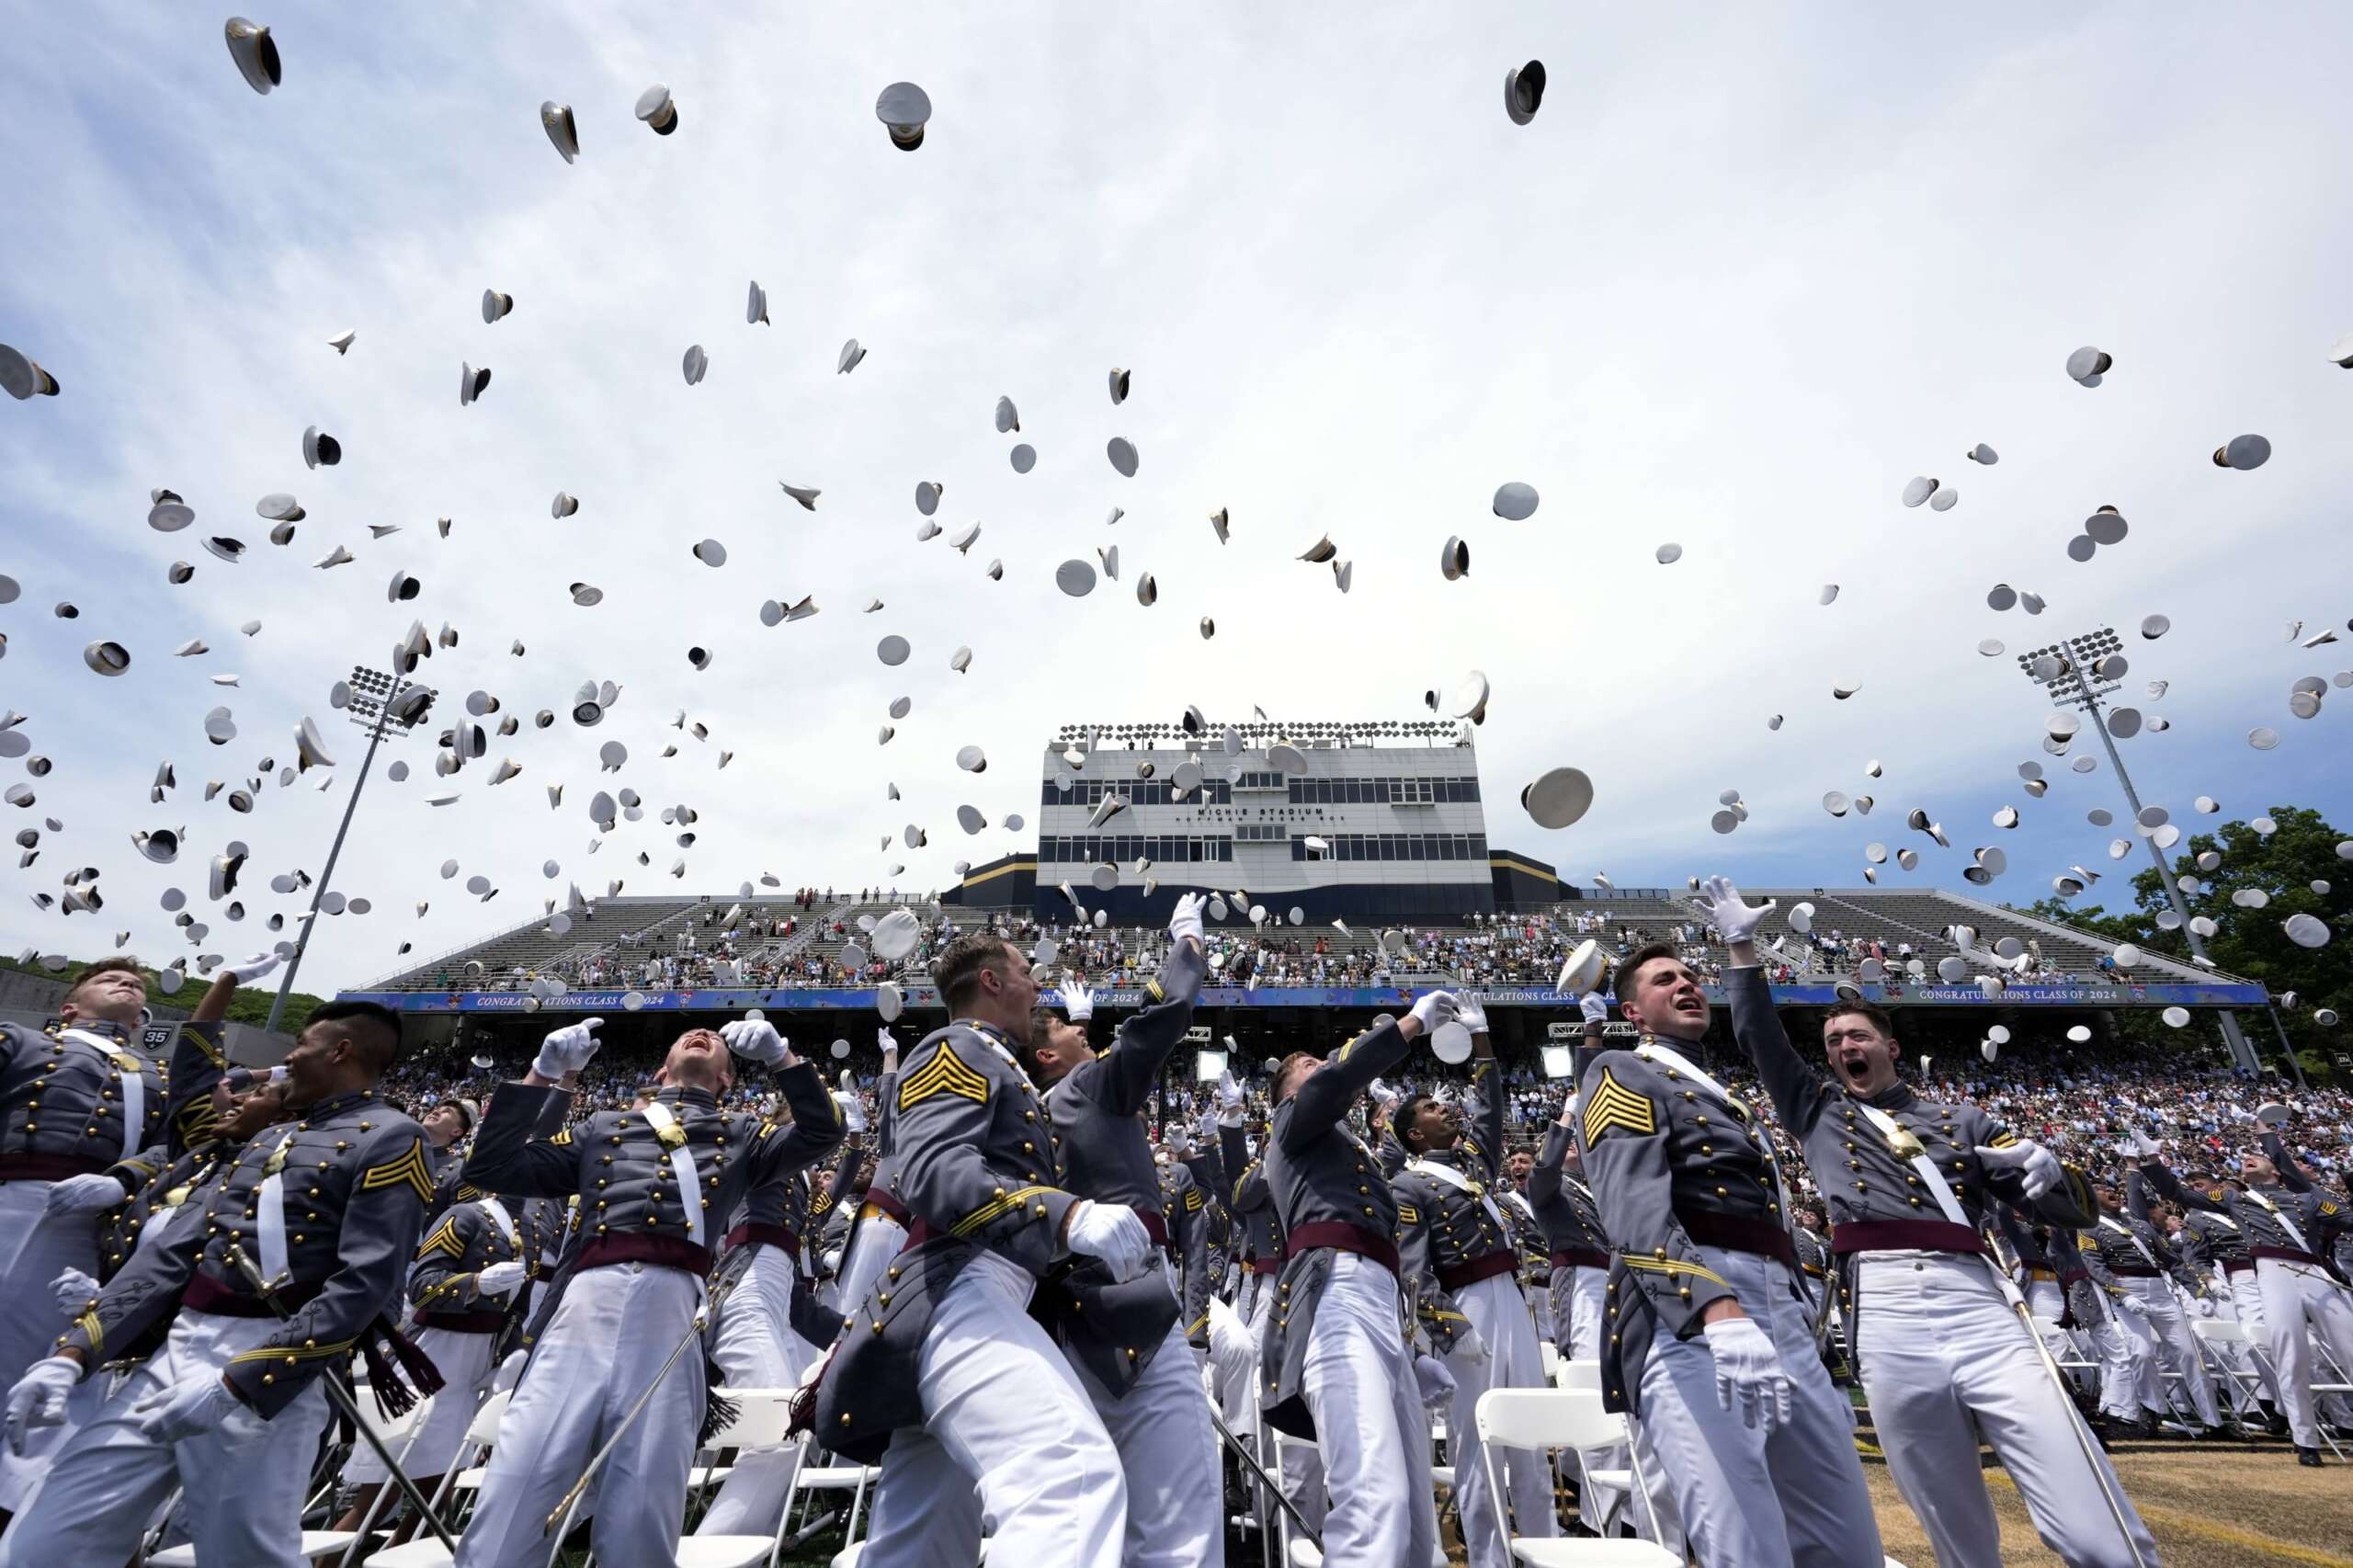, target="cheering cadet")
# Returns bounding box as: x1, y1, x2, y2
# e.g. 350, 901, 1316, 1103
1579, 931, 1882, 1567
1258, 990, 1461, 1566
2132, 1123, 2353, 1463
815, 932, 1154, 1568
1391, 997, 1557, 1568
2145, 1167, 2280, 1418
0, 1001, 429, 1568
1705, 876, 2157, 1568
830, 1028, 907, 1312
0, 954, 265, 1400
2080, 1173, 2222, 1437
452, 1015, 840, 1567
